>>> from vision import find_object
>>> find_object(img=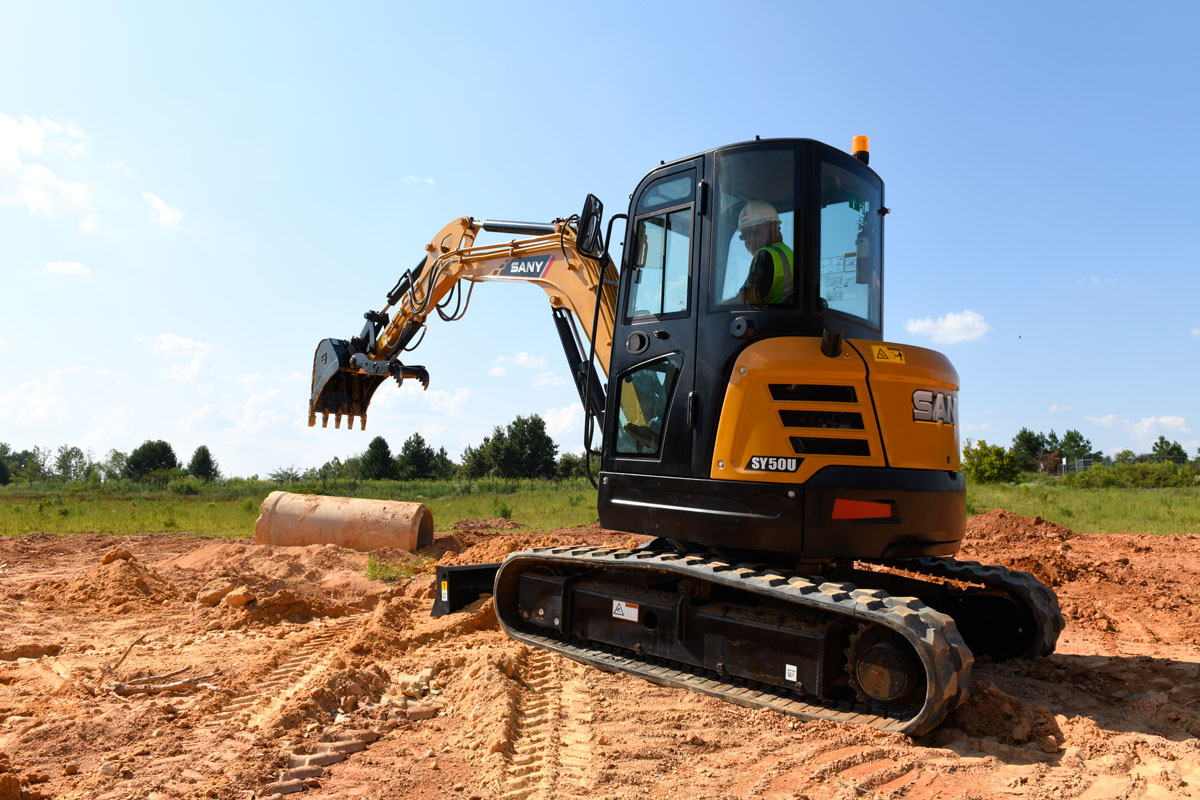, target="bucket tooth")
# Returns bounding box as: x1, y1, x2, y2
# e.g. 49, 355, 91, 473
322, 413, 330, 428
335, 413, 343, 429
359, 415, 368, 431
307, 412, 316, 428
